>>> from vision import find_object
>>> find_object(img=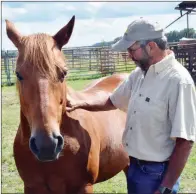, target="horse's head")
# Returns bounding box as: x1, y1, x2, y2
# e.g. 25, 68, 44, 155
6, 16, 75, 162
